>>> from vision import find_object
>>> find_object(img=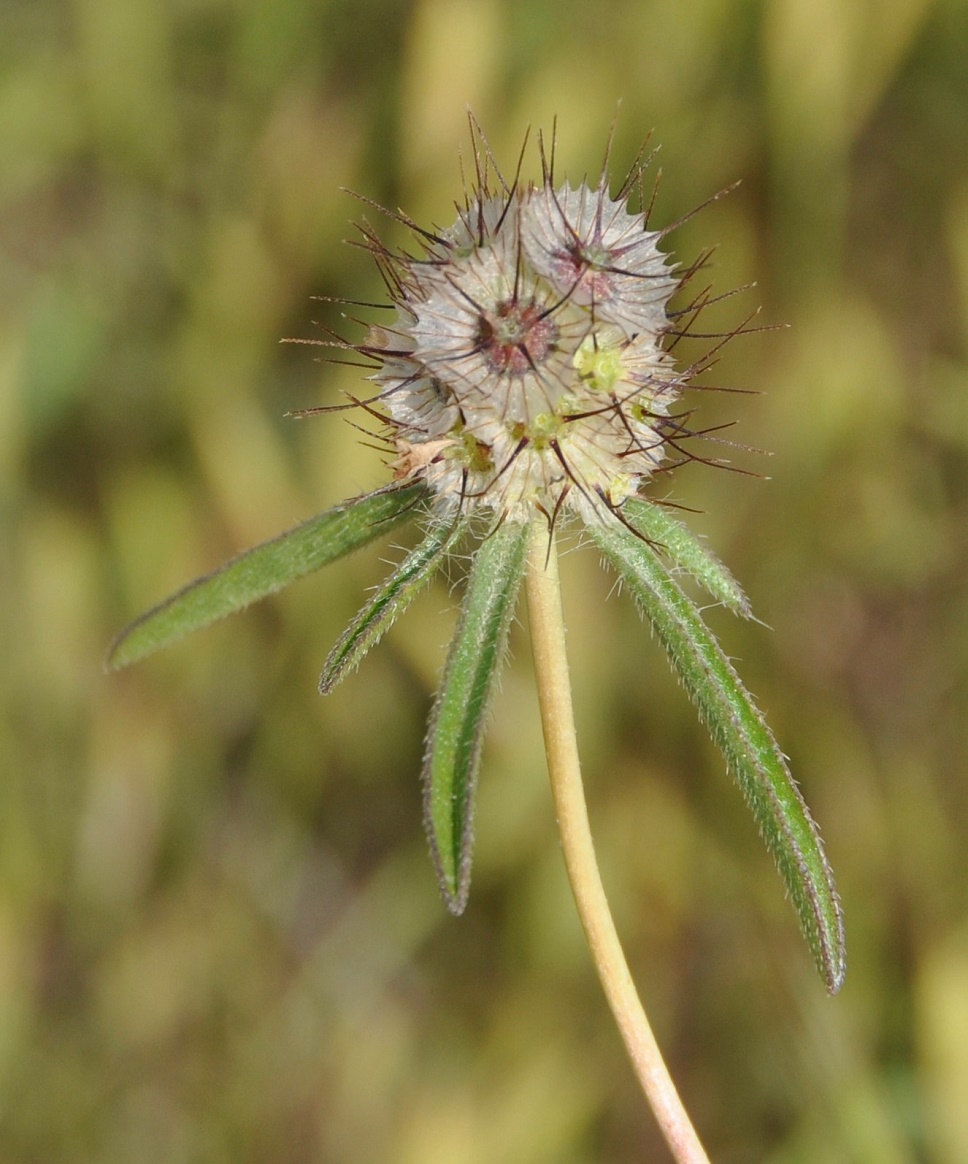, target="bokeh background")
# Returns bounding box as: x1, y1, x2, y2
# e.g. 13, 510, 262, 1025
3, 0, 968, 1159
